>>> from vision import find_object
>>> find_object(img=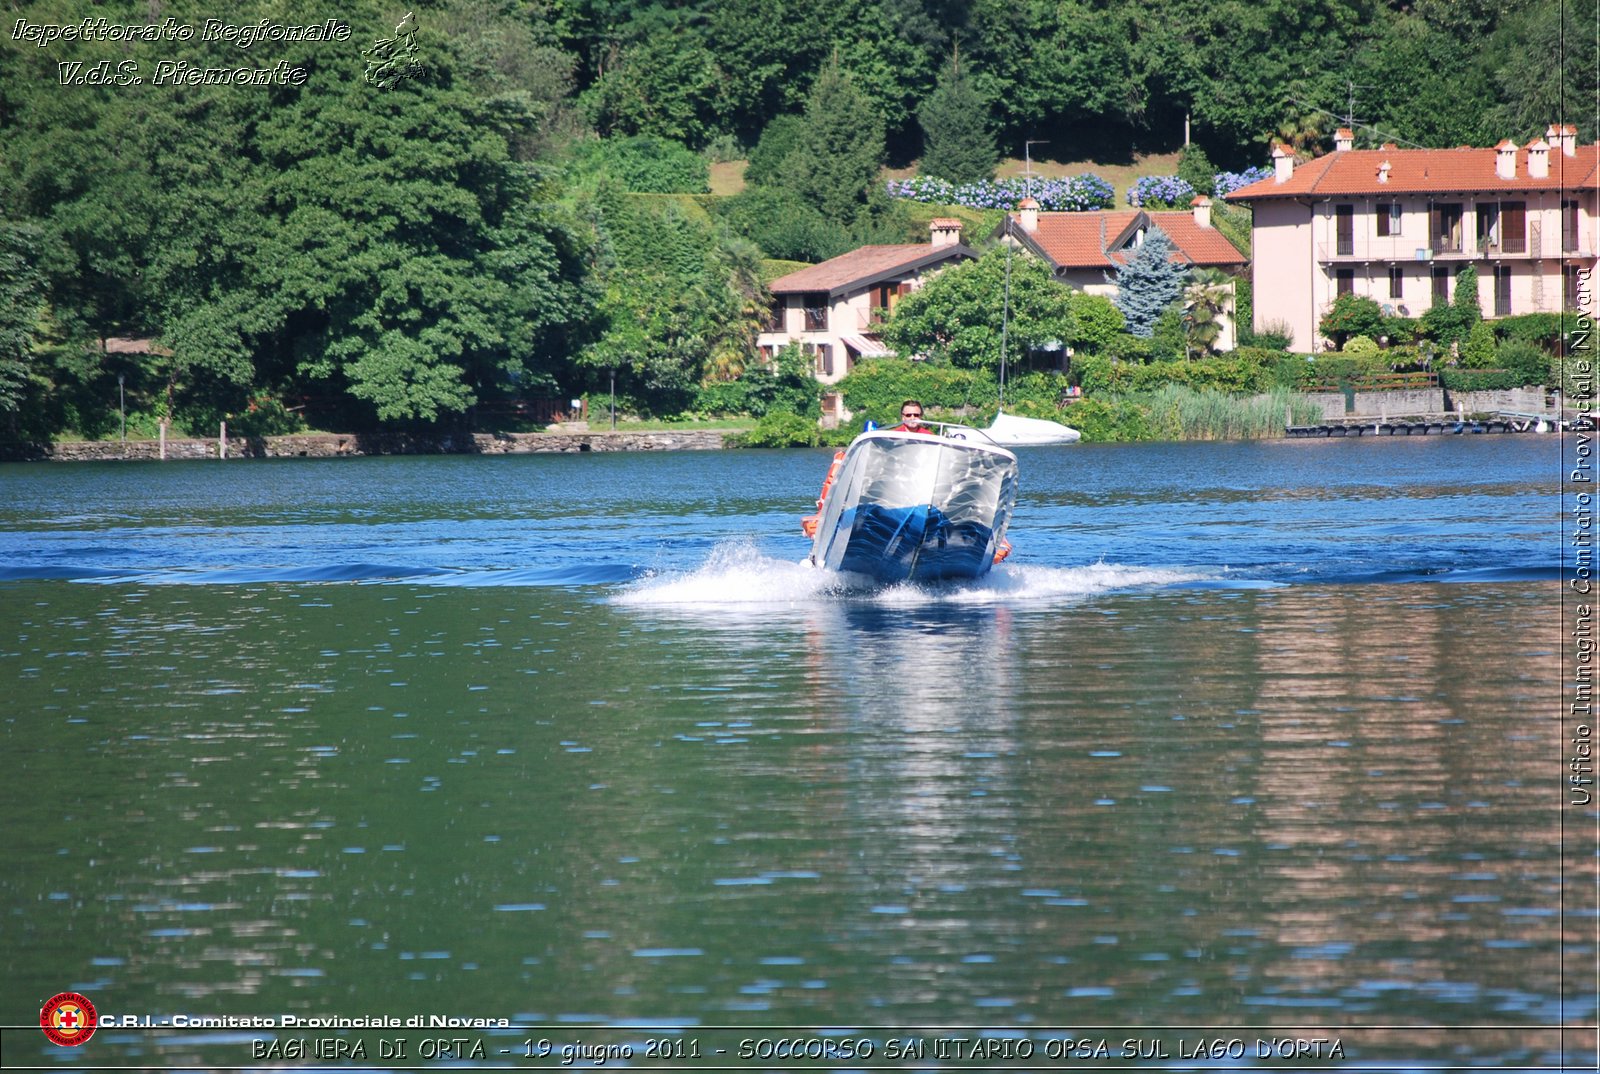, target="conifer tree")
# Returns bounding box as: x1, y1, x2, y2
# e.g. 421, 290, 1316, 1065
784, 57, 887, 225
918, 54, 998, 186
1111, 228, 1188, 338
